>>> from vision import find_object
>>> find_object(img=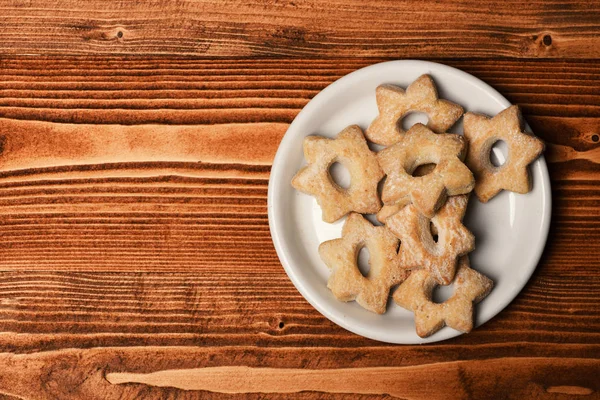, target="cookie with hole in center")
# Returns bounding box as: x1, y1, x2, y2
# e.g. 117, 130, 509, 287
376, 199, 411, 224
377, 123, 475, 219
319, 213, 410, 314
463, 105, 545, 203
386, 194, 474, 285
366, 74, 464, 146
291, 125, 384, 223
393, 256, 493, 338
